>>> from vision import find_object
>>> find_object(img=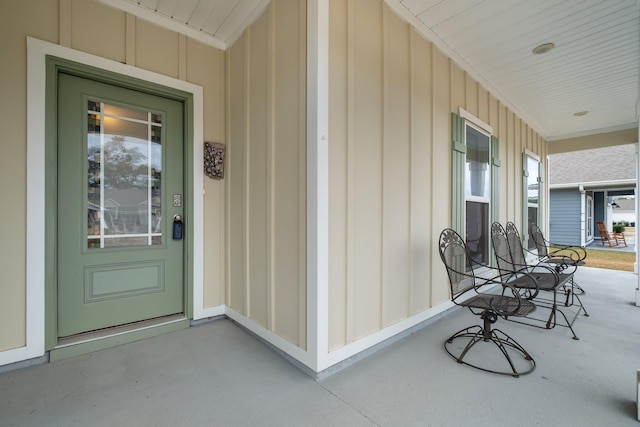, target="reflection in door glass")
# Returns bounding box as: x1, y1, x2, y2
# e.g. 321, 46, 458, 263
87, 100, 162, 249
